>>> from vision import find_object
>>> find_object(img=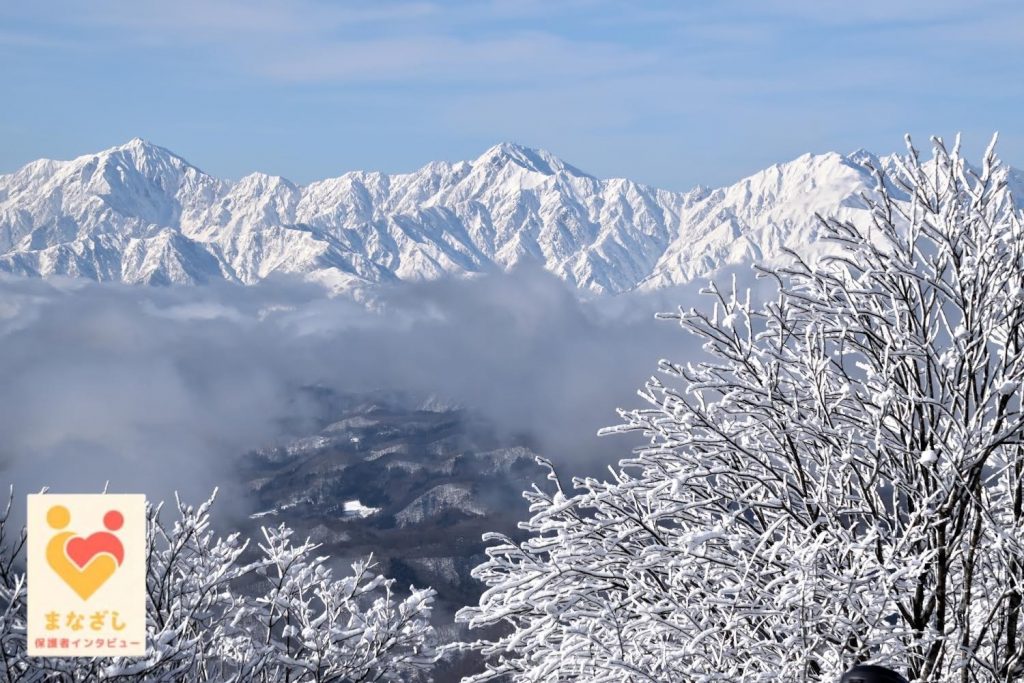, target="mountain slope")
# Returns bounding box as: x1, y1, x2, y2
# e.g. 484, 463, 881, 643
1, 140, 1016, 292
